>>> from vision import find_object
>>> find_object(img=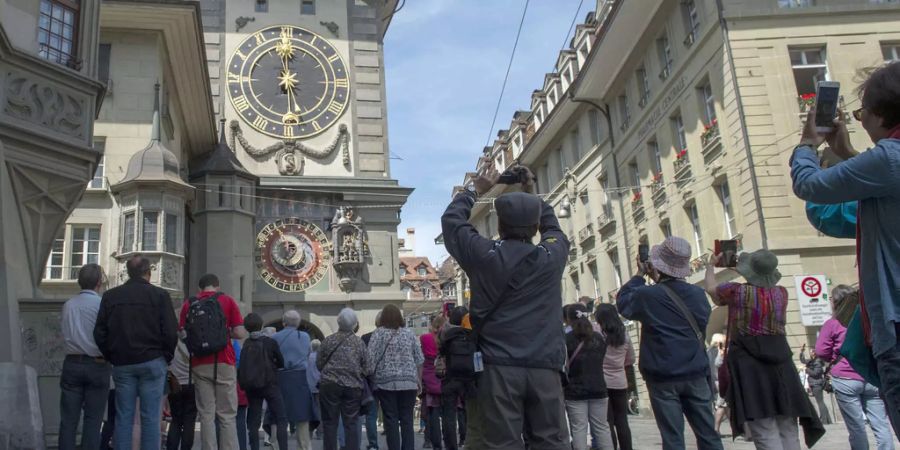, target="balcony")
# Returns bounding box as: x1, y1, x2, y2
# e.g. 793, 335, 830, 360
700, 121, 723, 165
568, 247, 579, 264
578, 223, 595, 243
597, 209, 616, 232
690, 252, 710, 276
638, 95, 648, 108
659, 65, 671, 81
650, 173, 666, 206
683, 30, 697, 48
674, 151, 692, 188
631, 192, 646, 224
